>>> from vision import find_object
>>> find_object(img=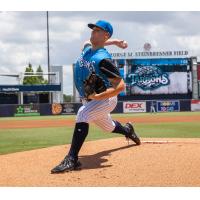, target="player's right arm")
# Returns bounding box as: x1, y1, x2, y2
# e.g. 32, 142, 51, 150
82, 39, 128, 50
105, 39, 128, 49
